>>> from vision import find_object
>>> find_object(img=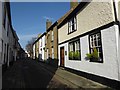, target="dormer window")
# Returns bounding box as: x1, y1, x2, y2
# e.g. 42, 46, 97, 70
68, 16, 77, 34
